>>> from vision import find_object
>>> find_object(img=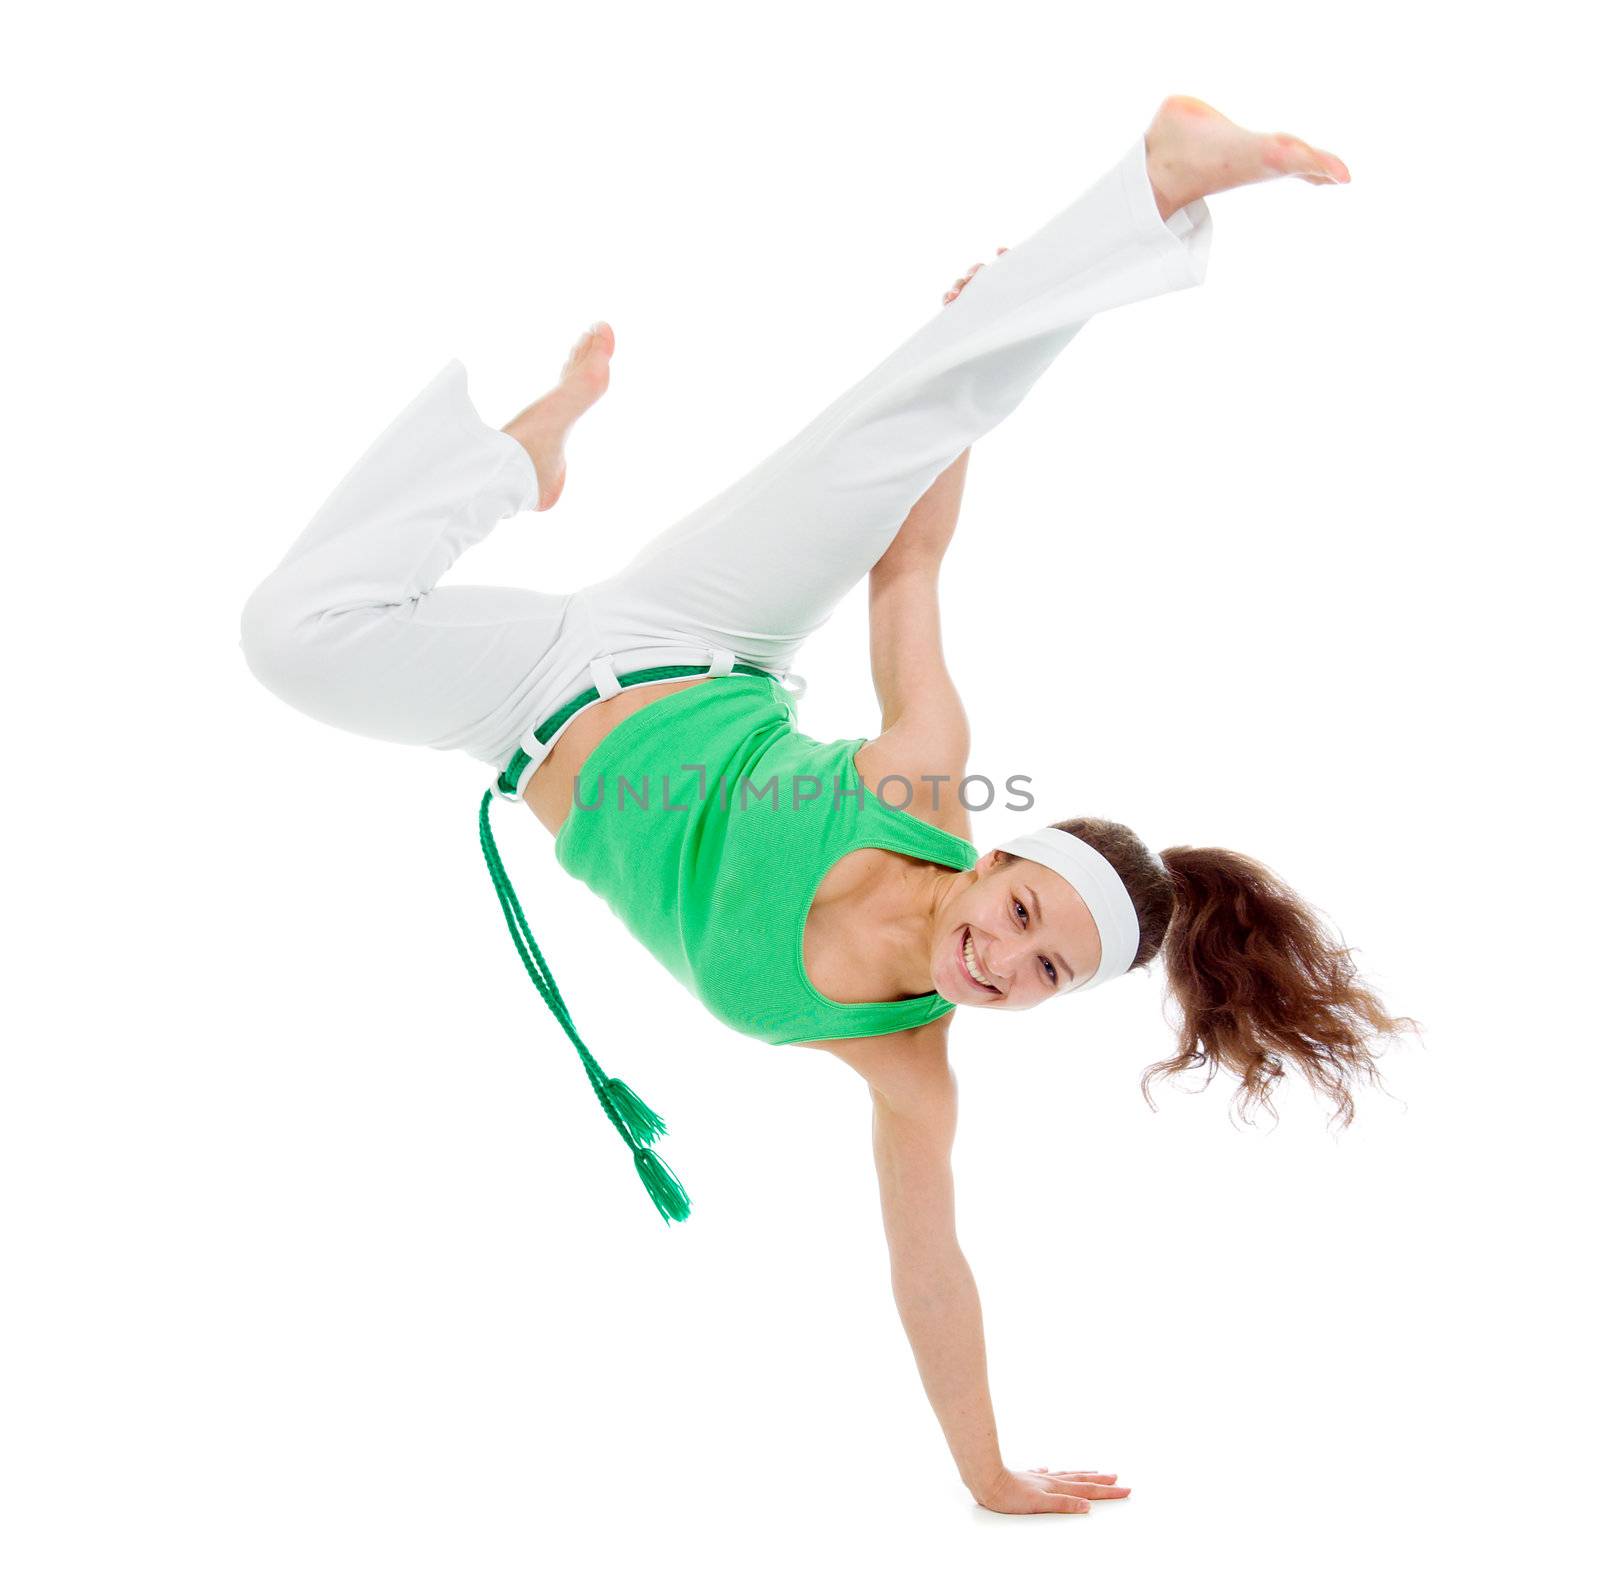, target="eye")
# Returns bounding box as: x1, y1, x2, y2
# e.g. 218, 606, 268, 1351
1014, 899, 1056, 984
